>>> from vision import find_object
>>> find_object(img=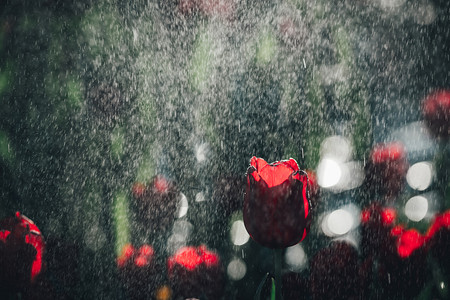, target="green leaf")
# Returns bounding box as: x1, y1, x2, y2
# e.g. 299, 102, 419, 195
0, 130, 14, 164
113, 190, 130, 257
256, 29, 277, 65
